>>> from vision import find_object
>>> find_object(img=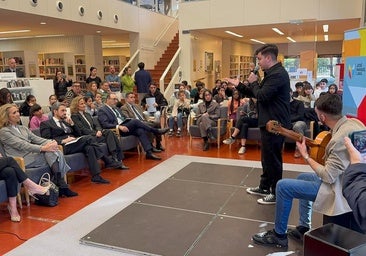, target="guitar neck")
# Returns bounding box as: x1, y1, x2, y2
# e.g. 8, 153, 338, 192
275, 127, 318, 147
